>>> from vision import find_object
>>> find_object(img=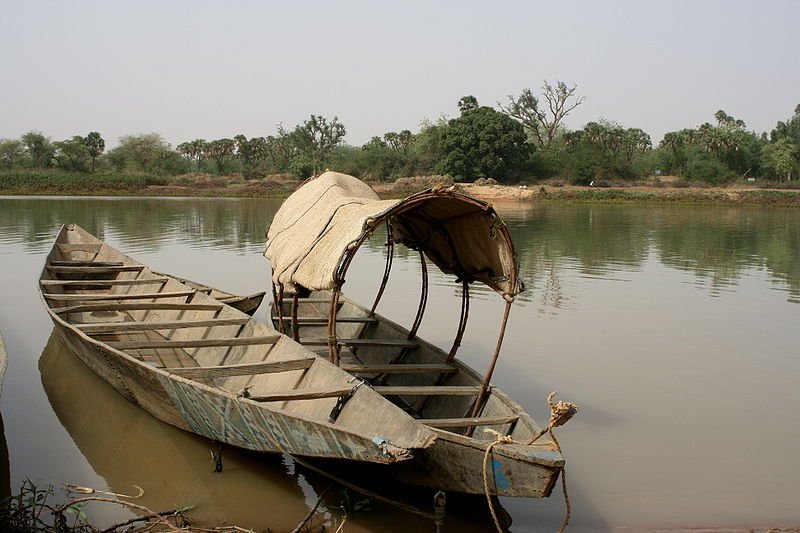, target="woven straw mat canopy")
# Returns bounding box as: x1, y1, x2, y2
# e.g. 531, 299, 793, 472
264, 171, 523, 299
